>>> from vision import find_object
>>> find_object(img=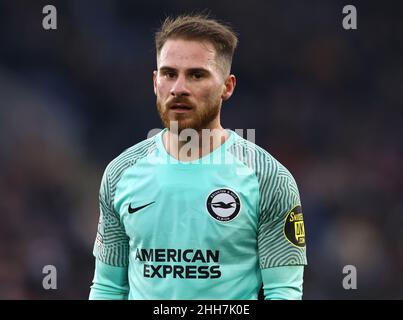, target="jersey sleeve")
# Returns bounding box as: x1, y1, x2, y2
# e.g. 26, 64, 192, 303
89, 260, 129, 300
93, 165, 130, 267
257, 163, 307, 269
261, 265, 304, 300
